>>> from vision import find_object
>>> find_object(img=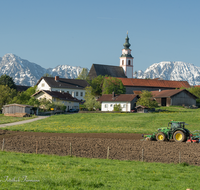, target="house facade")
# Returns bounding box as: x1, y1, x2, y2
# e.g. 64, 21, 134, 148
32, 90, 80, 111
97, 93, 138, 112
151, 89, 197, 106
36, 76, 89, 101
